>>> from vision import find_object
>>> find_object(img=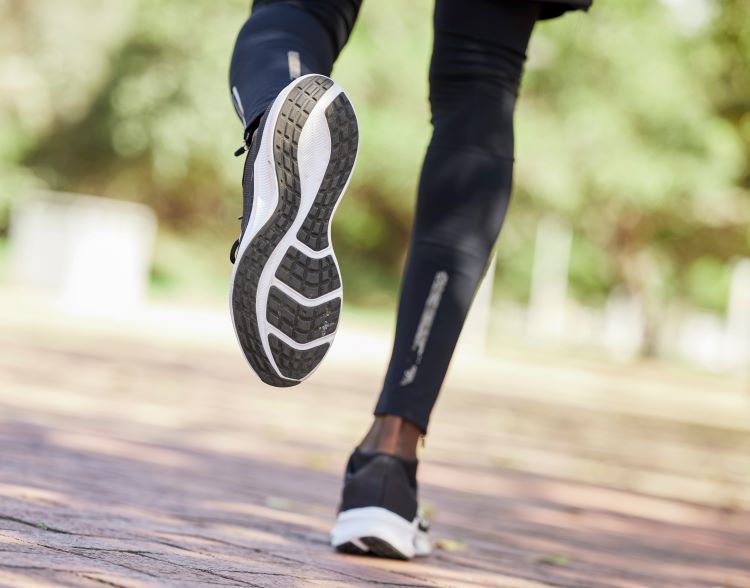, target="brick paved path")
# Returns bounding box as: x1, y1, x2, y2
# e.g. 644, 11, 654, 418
1, 317, 749, 587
